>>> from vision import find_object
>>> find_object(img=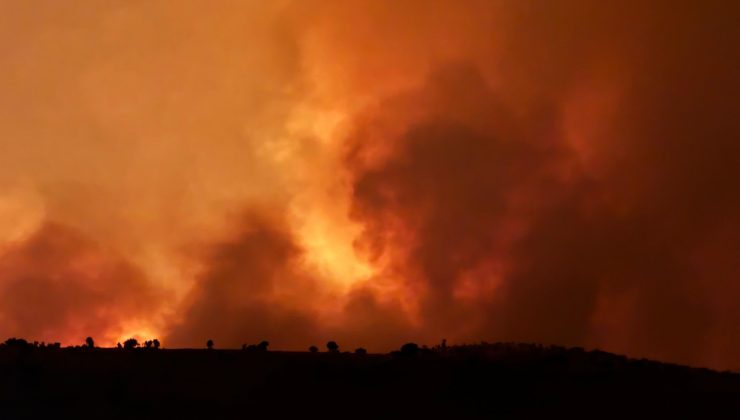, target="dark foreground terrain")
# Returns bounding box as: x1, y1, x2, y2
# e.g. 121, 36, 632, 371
1, 342, 739, 419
